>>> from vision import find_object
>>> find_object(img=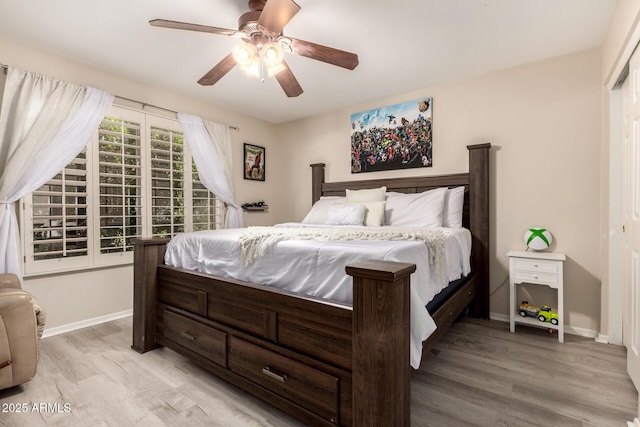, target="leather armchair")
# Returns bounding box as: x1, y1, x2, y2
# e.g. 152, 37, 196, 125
0, 273, 46, 390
